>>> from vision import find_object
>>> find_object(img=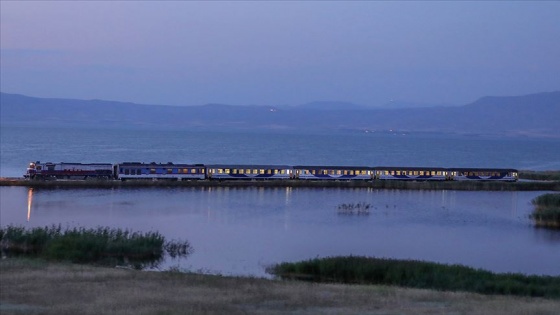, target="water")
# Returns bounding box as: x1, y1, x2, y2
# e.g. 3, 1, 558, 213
1, 125, 559, 277
1, 186, 558, 276
2, 125, 560, 177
